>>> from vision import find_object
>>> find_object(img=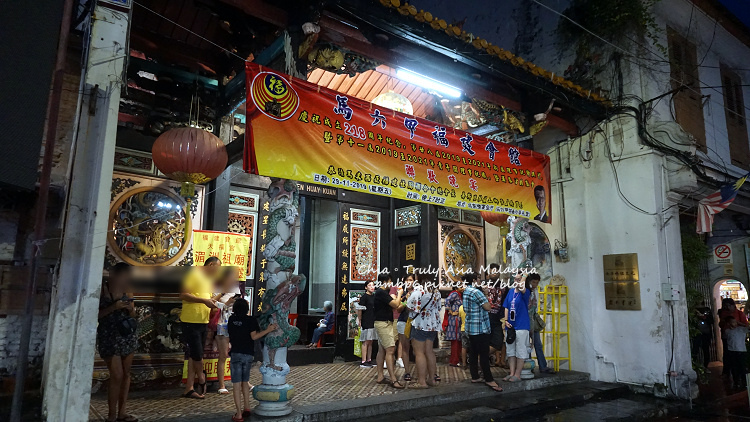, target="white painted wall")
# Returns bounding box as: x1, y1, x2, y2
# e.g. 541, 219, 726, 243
545, 122, 695, 398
